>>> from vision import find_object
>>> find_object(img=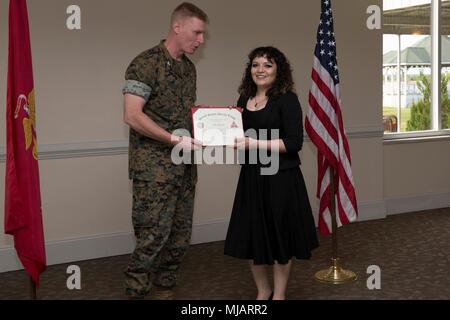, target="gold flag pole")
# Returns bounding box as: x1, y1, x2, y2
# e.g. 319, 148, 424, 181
315, 167, 357, 284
